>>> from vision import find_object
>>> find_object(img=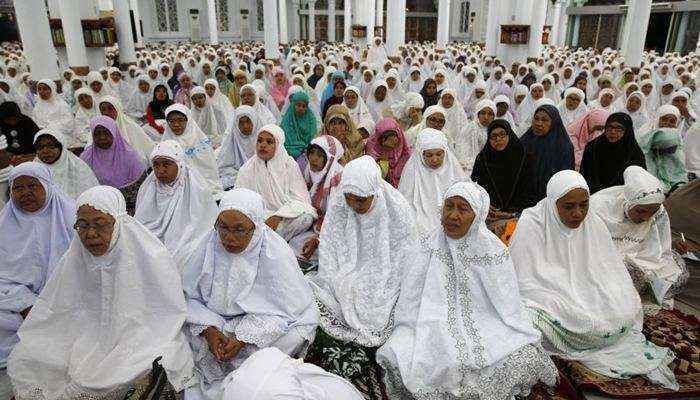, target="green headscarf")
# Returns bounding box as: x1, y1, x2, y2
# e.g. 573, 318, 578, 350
637, 127, 687, 192
280, 90, 317, 158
